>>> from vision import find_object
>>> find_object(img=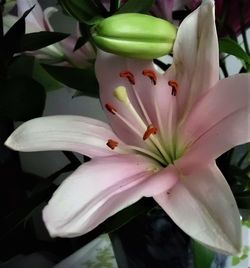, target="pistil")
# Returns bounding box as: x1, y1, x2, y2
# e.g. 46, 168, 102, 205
113, 86, 173, 164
